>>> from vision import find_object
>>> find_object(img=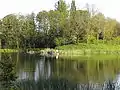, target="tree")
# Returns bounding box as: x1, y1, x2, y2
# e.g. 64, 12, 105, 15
71, 0, 76, 11
104, 18, 117, 40
37, 11, 49, 35
36, 11, 50, 47
89, 13, 105, 41
115, 22, 120, 36
67, 0, 77, 44
2, 14, 20, 48
55, 0, 69, 45
48, 10, 60, 47
18, 13, 36, 48
55, 0, 68, 13
75, 10, 89, 43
